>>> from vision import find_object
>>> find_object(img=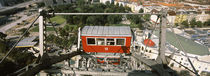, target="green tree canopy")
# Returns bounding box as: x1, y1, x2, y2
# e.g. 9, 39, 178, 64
53, 3, 131, 26
143, 14, 151, 21
190, 18, 197, 28
196, 21, 202, 27
181, 20, 189, 28
139, 8, 144, 13
204, 19, 210, 27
